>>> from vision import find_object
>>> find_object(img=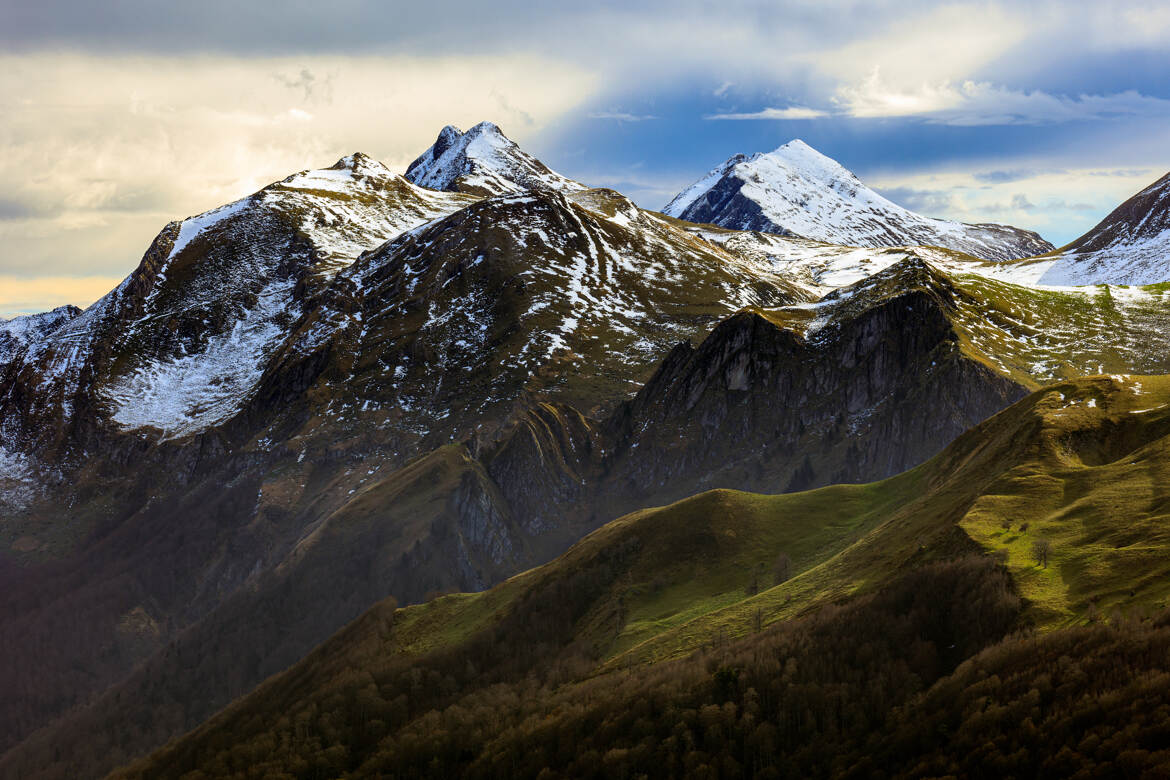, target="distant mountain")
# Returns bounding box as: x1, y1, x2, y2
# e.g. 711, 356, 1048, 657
1028, 171, 1170, 285
405, 121, 585, 196
663, 139, 1054, 262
